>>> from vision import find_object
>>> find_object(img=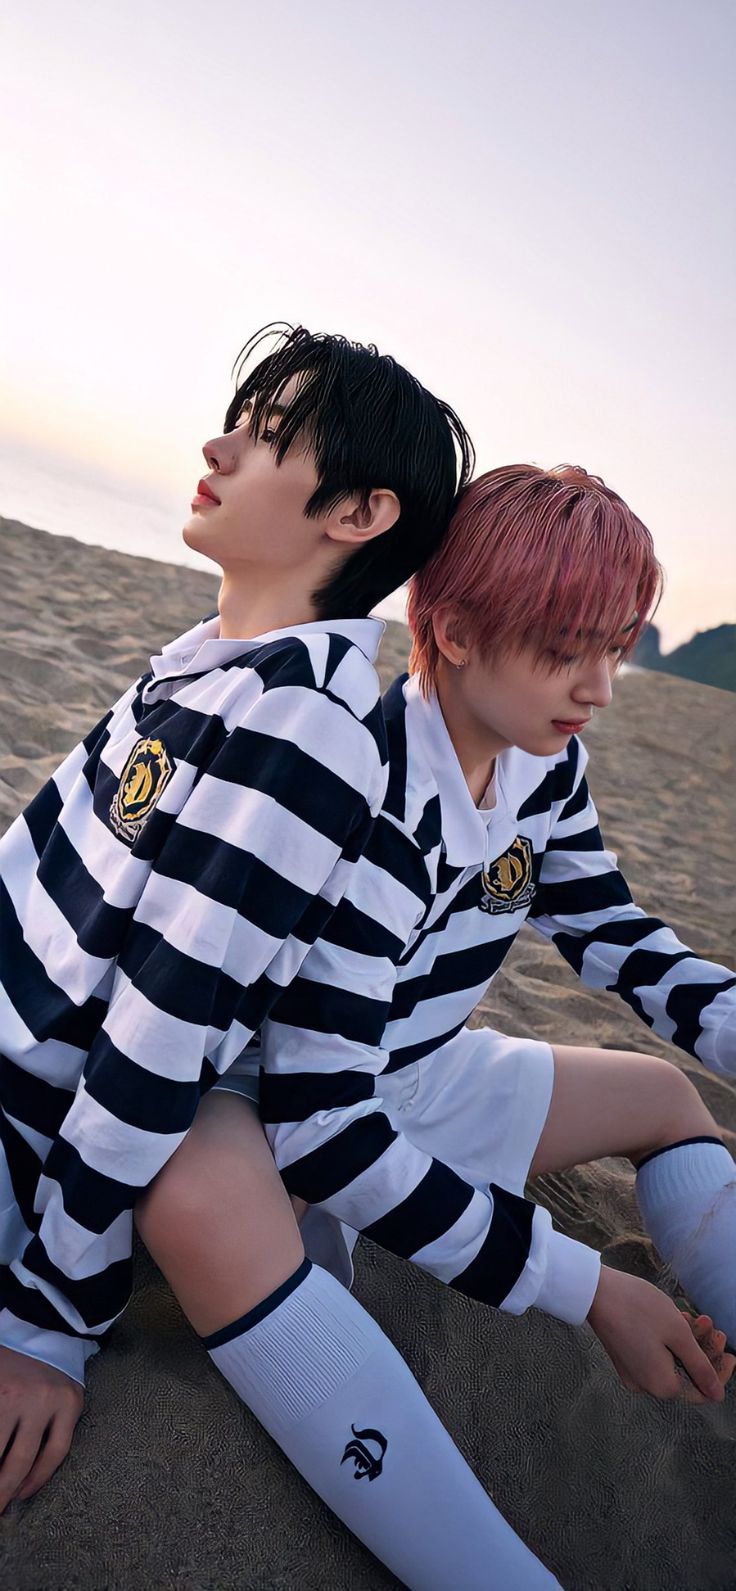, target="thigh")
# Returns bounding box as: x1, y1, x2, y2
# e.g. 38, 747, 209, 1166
529, 1044, 717, 1178
136, 1090, 305, 1335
